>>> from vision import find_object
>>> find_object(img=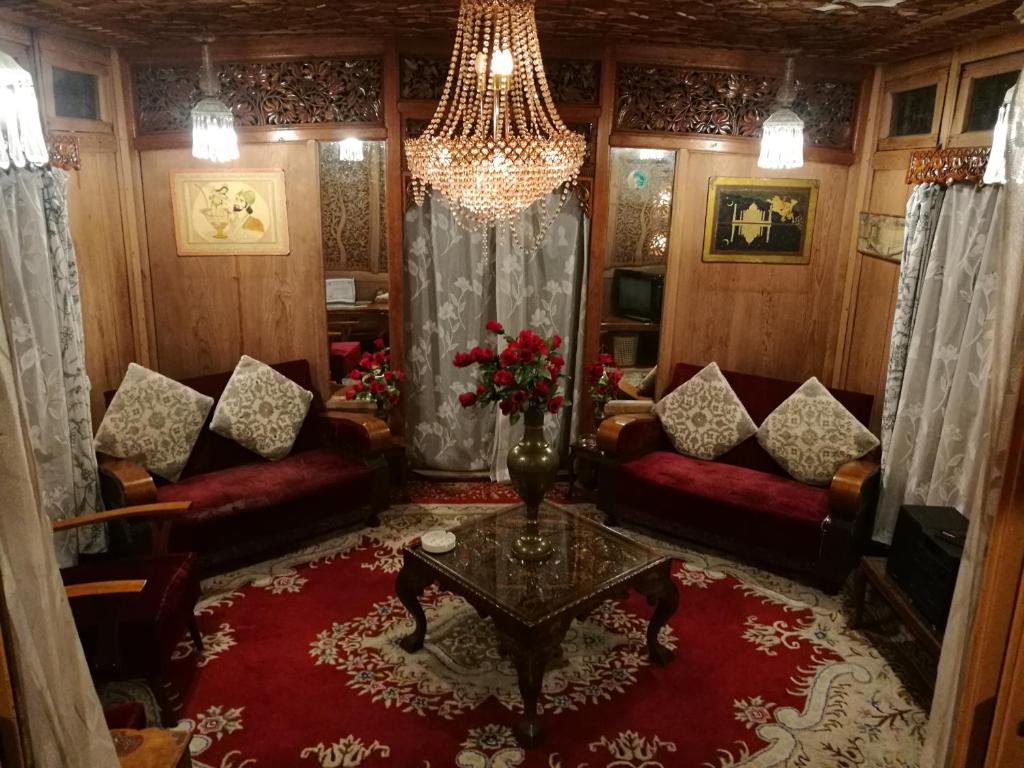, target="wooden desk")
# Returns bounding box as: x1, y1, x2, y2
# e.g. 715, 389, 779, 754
600, 314, 660, 334
327, 302, 389, 343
